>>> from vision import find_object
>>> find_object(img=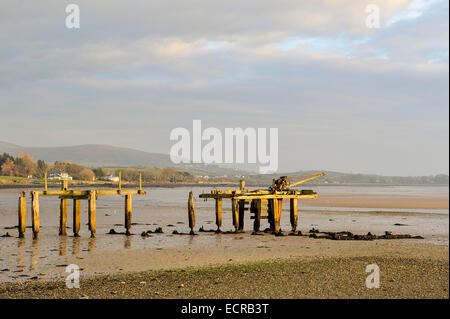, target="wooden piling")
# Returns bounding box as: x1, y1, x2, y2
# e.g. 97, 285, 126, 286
290, 198, 298, 232
59, 199, 67, 235
268, 199, 274, 232
18, 191, 26, 238
73, 199, 81, 237
252, 199, 261, 232
31, 191, 40, 239
275, 199, 283, 233
44, 171, 48, 192
88, 190, 97, 237
188, 191, 195, 234
238, 199, 245, 231
232, 198, 239, 232
215, 198, 222, 232
59, 180, 68, 236
125, 194, 132, 235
